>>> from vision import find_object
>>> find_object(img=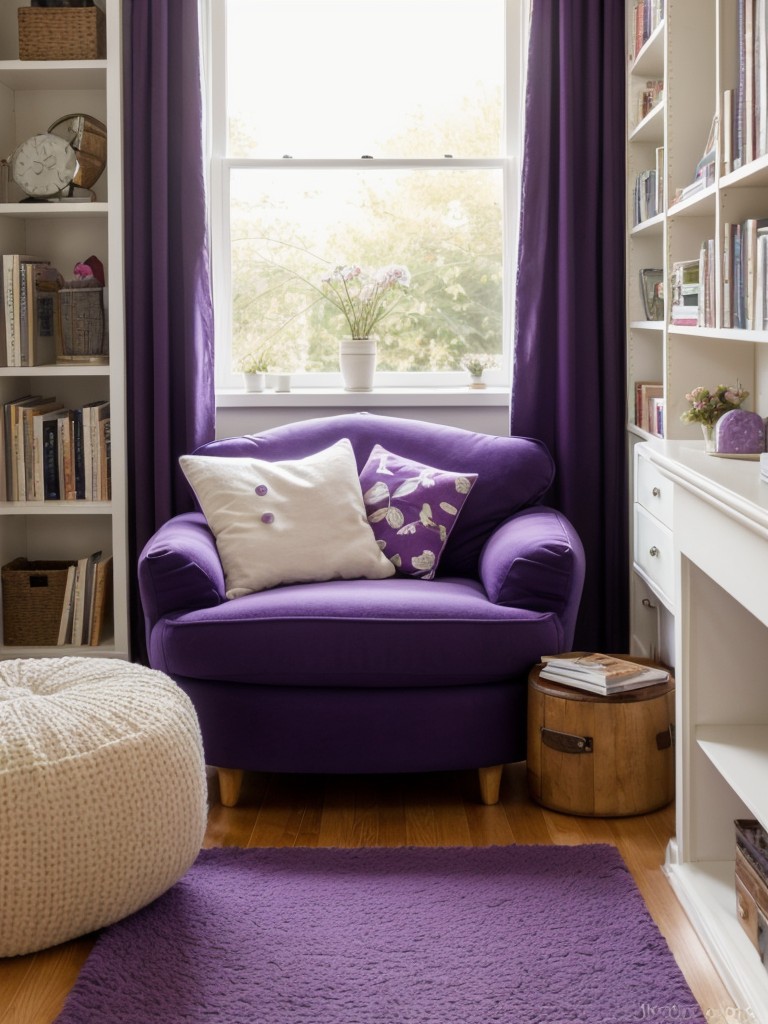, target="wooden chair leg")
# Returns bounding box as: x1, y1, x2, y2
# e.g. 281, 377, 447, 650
478, 764, 503, 805
217, 767, 244, 807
